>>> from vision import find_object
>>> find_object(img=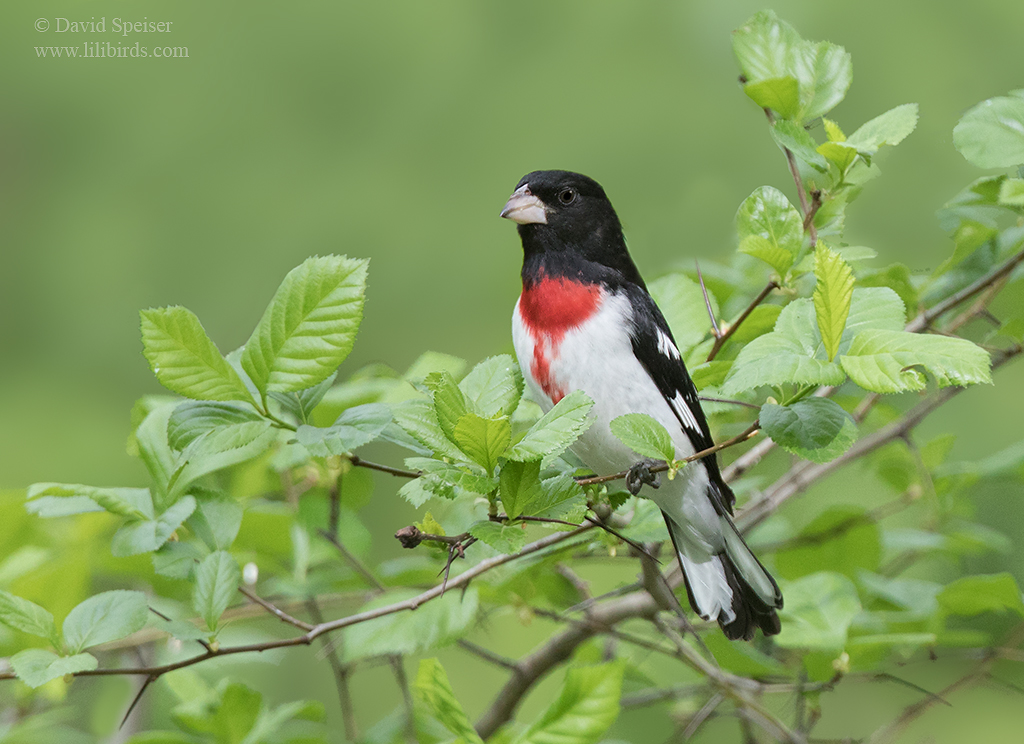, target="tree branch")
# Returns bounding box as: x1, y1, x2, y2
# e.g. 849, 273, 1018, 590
707, 281, 779, 362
